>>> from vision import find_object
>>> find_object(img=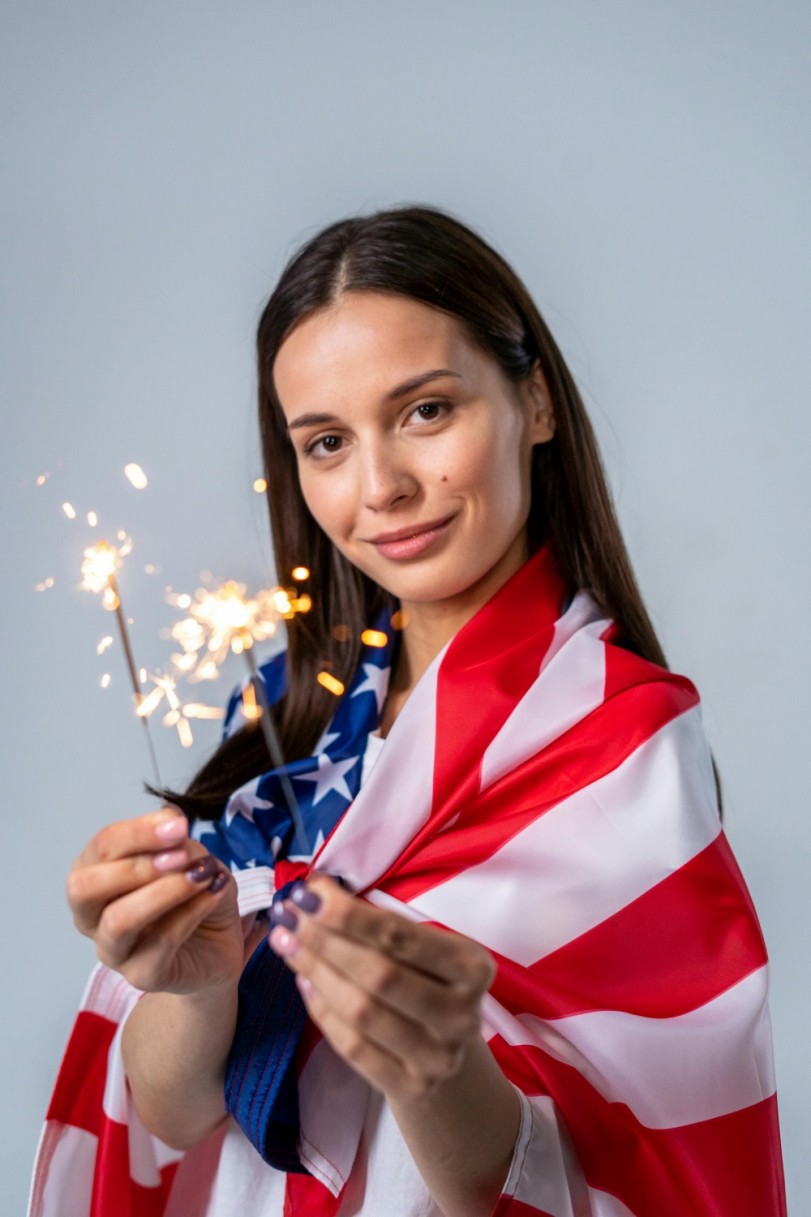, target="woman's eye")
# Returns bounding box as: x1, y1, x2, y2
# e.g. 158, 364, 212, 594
412, 400, 448, 423
304, 434, 343, 458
